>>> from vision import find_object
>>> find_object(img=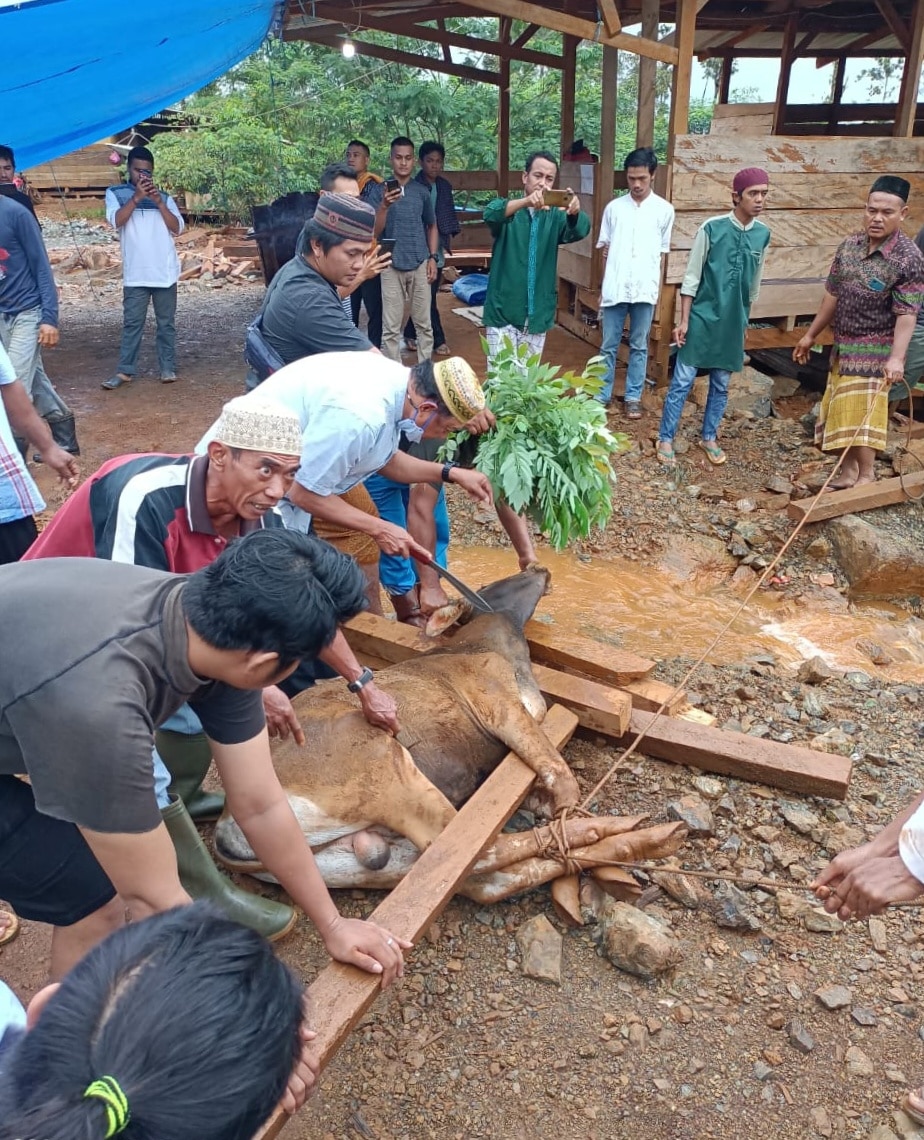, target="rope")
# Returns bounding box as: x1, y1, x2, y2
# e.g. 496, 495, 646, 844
45, 162, 105, 302
580, 365, 909, 812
